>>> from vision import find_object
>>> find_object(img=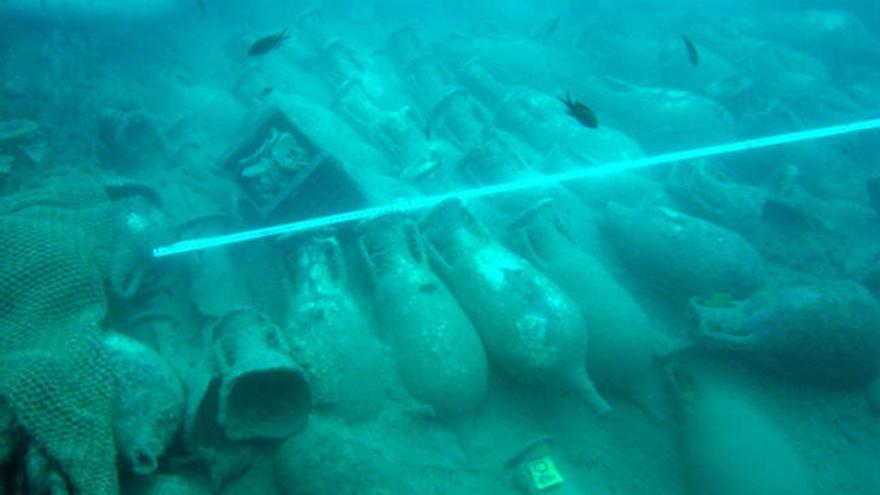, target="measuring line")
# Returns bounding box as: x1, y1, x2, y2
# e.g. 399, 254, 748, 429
153, 116, 880, 258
